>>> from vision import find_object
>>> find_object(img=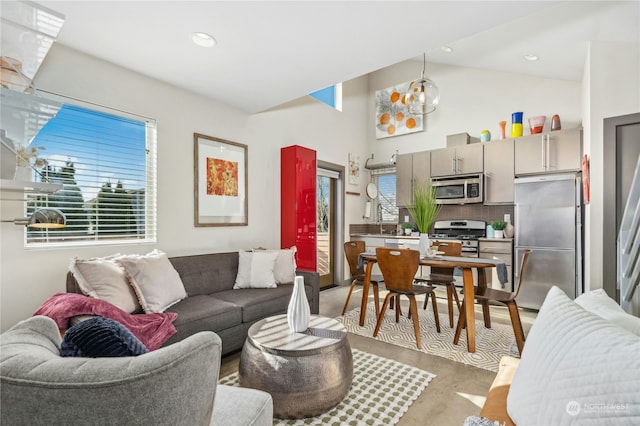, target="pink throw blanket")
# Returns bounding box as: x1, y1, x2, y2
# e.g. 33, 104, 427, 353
34, 293, 177, 351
